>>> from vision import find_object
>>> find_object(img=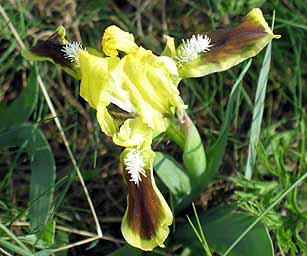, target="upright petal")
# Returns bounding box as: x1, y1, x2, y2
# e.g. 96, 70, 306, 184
78, 50, 114, 108
121, 148, 173, 251
178, 8, 280, 78
111, 47, 182, 133
102, 25, 139, 57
